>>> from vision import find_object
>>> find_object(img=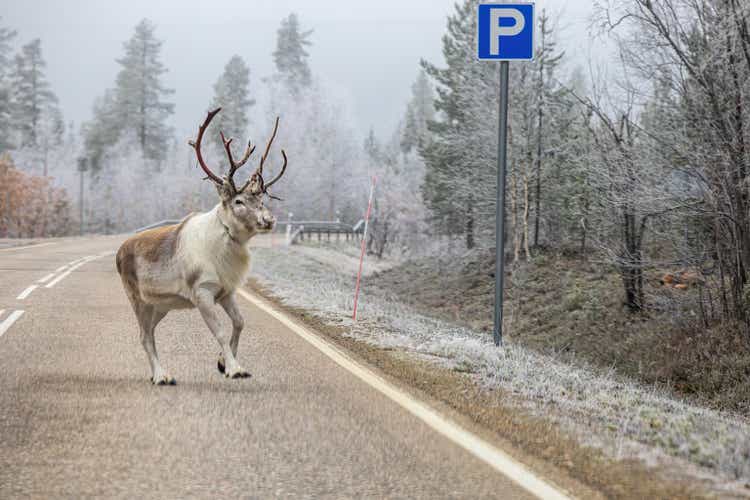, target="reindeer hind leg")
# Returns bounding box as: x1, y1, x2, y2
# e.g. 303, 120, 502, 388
136, 303, 174, 385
